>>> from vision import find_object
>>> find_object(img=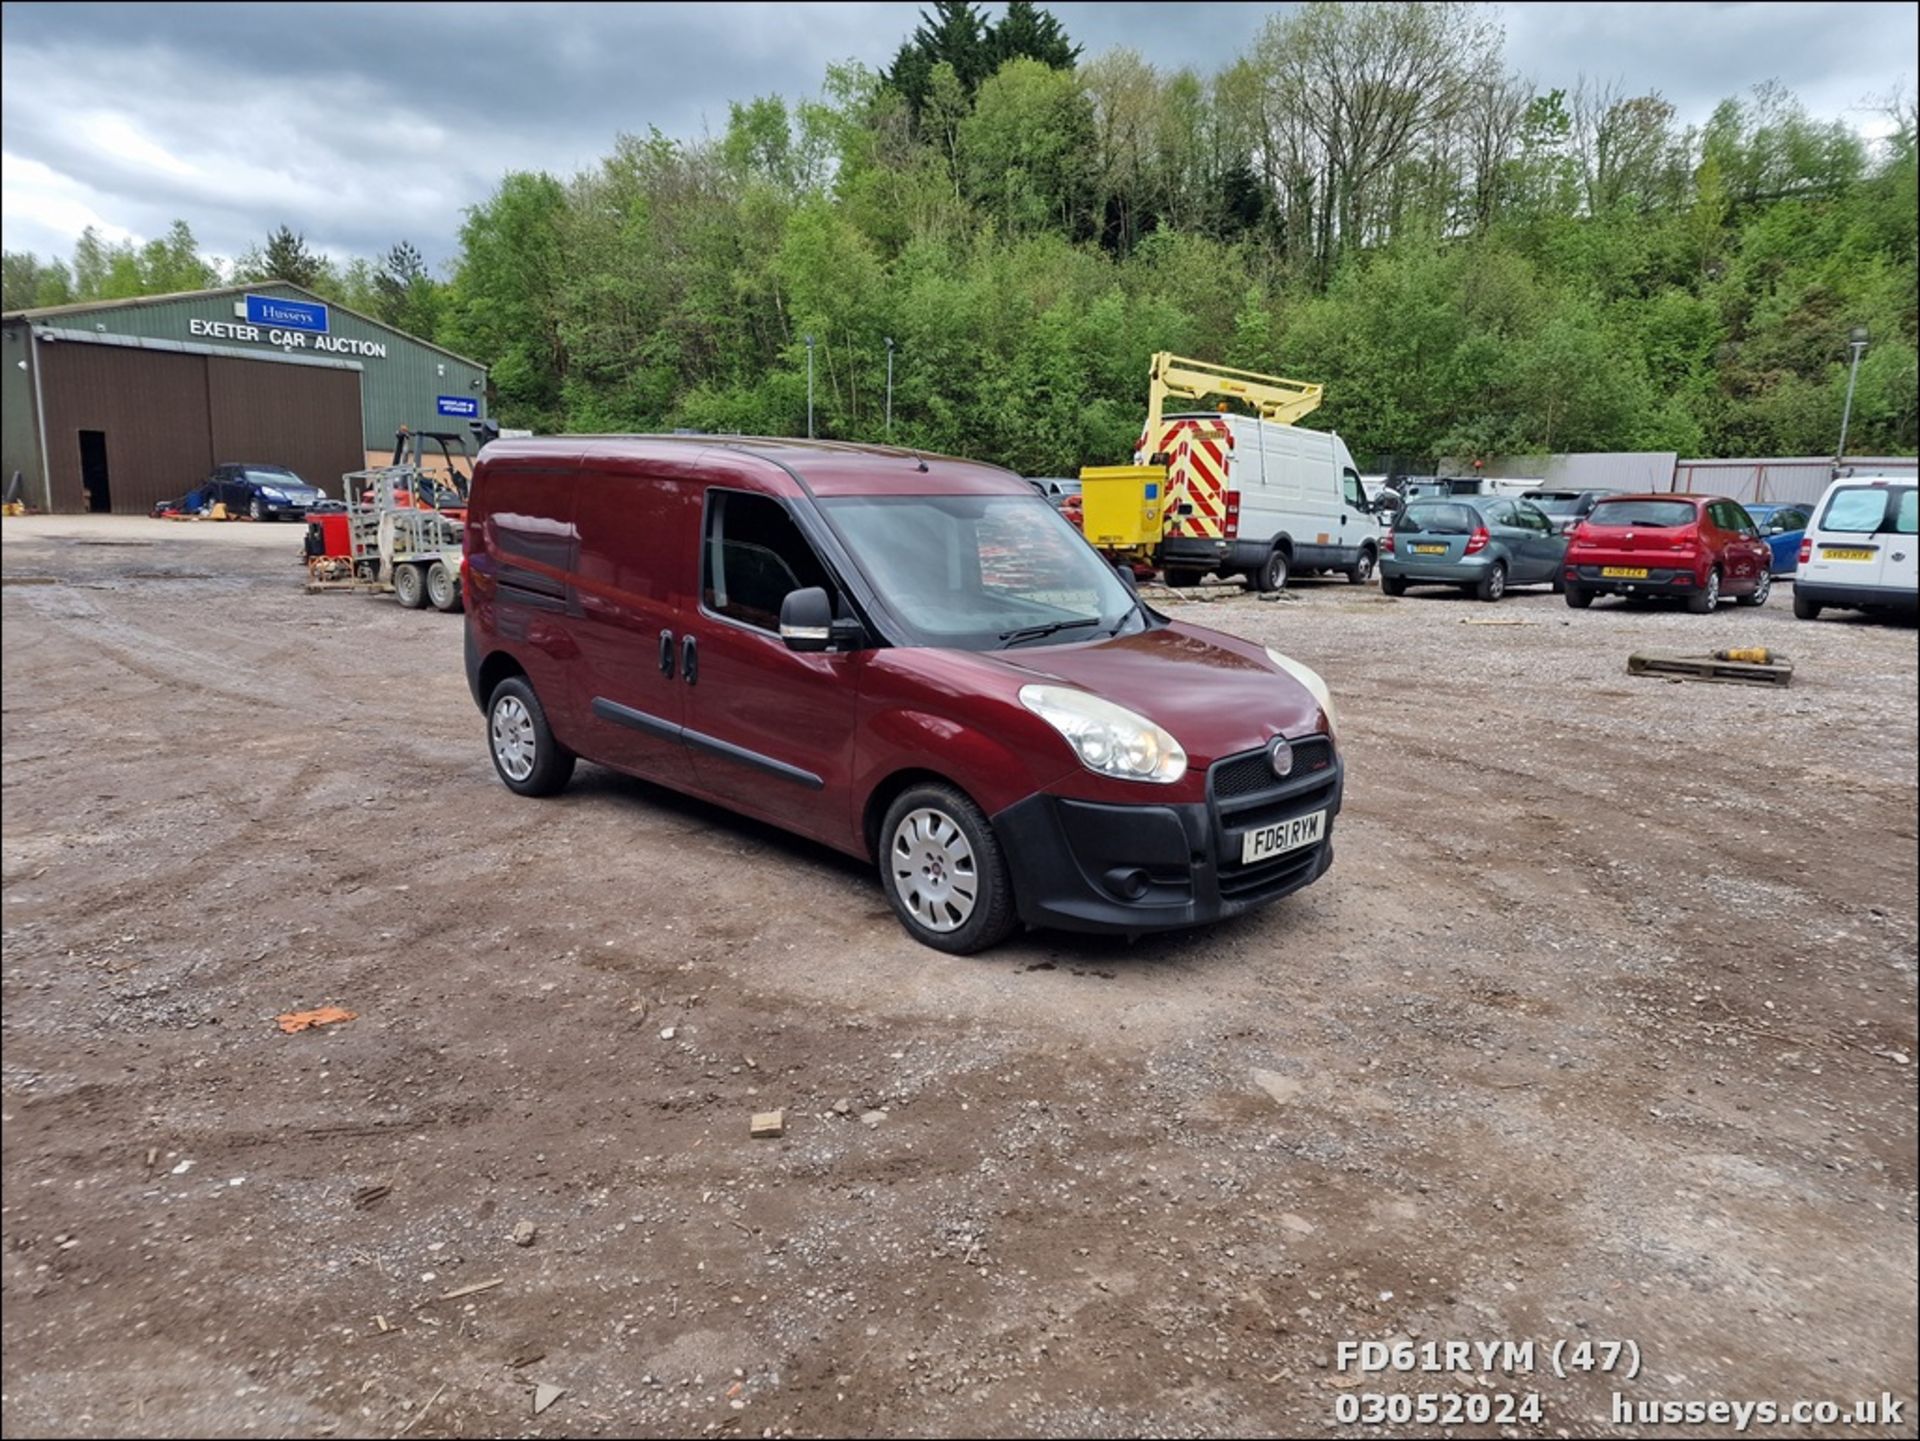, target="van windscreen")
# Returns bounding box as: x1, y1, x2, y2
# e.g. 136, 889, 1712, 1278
820, 494, 1140, 650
